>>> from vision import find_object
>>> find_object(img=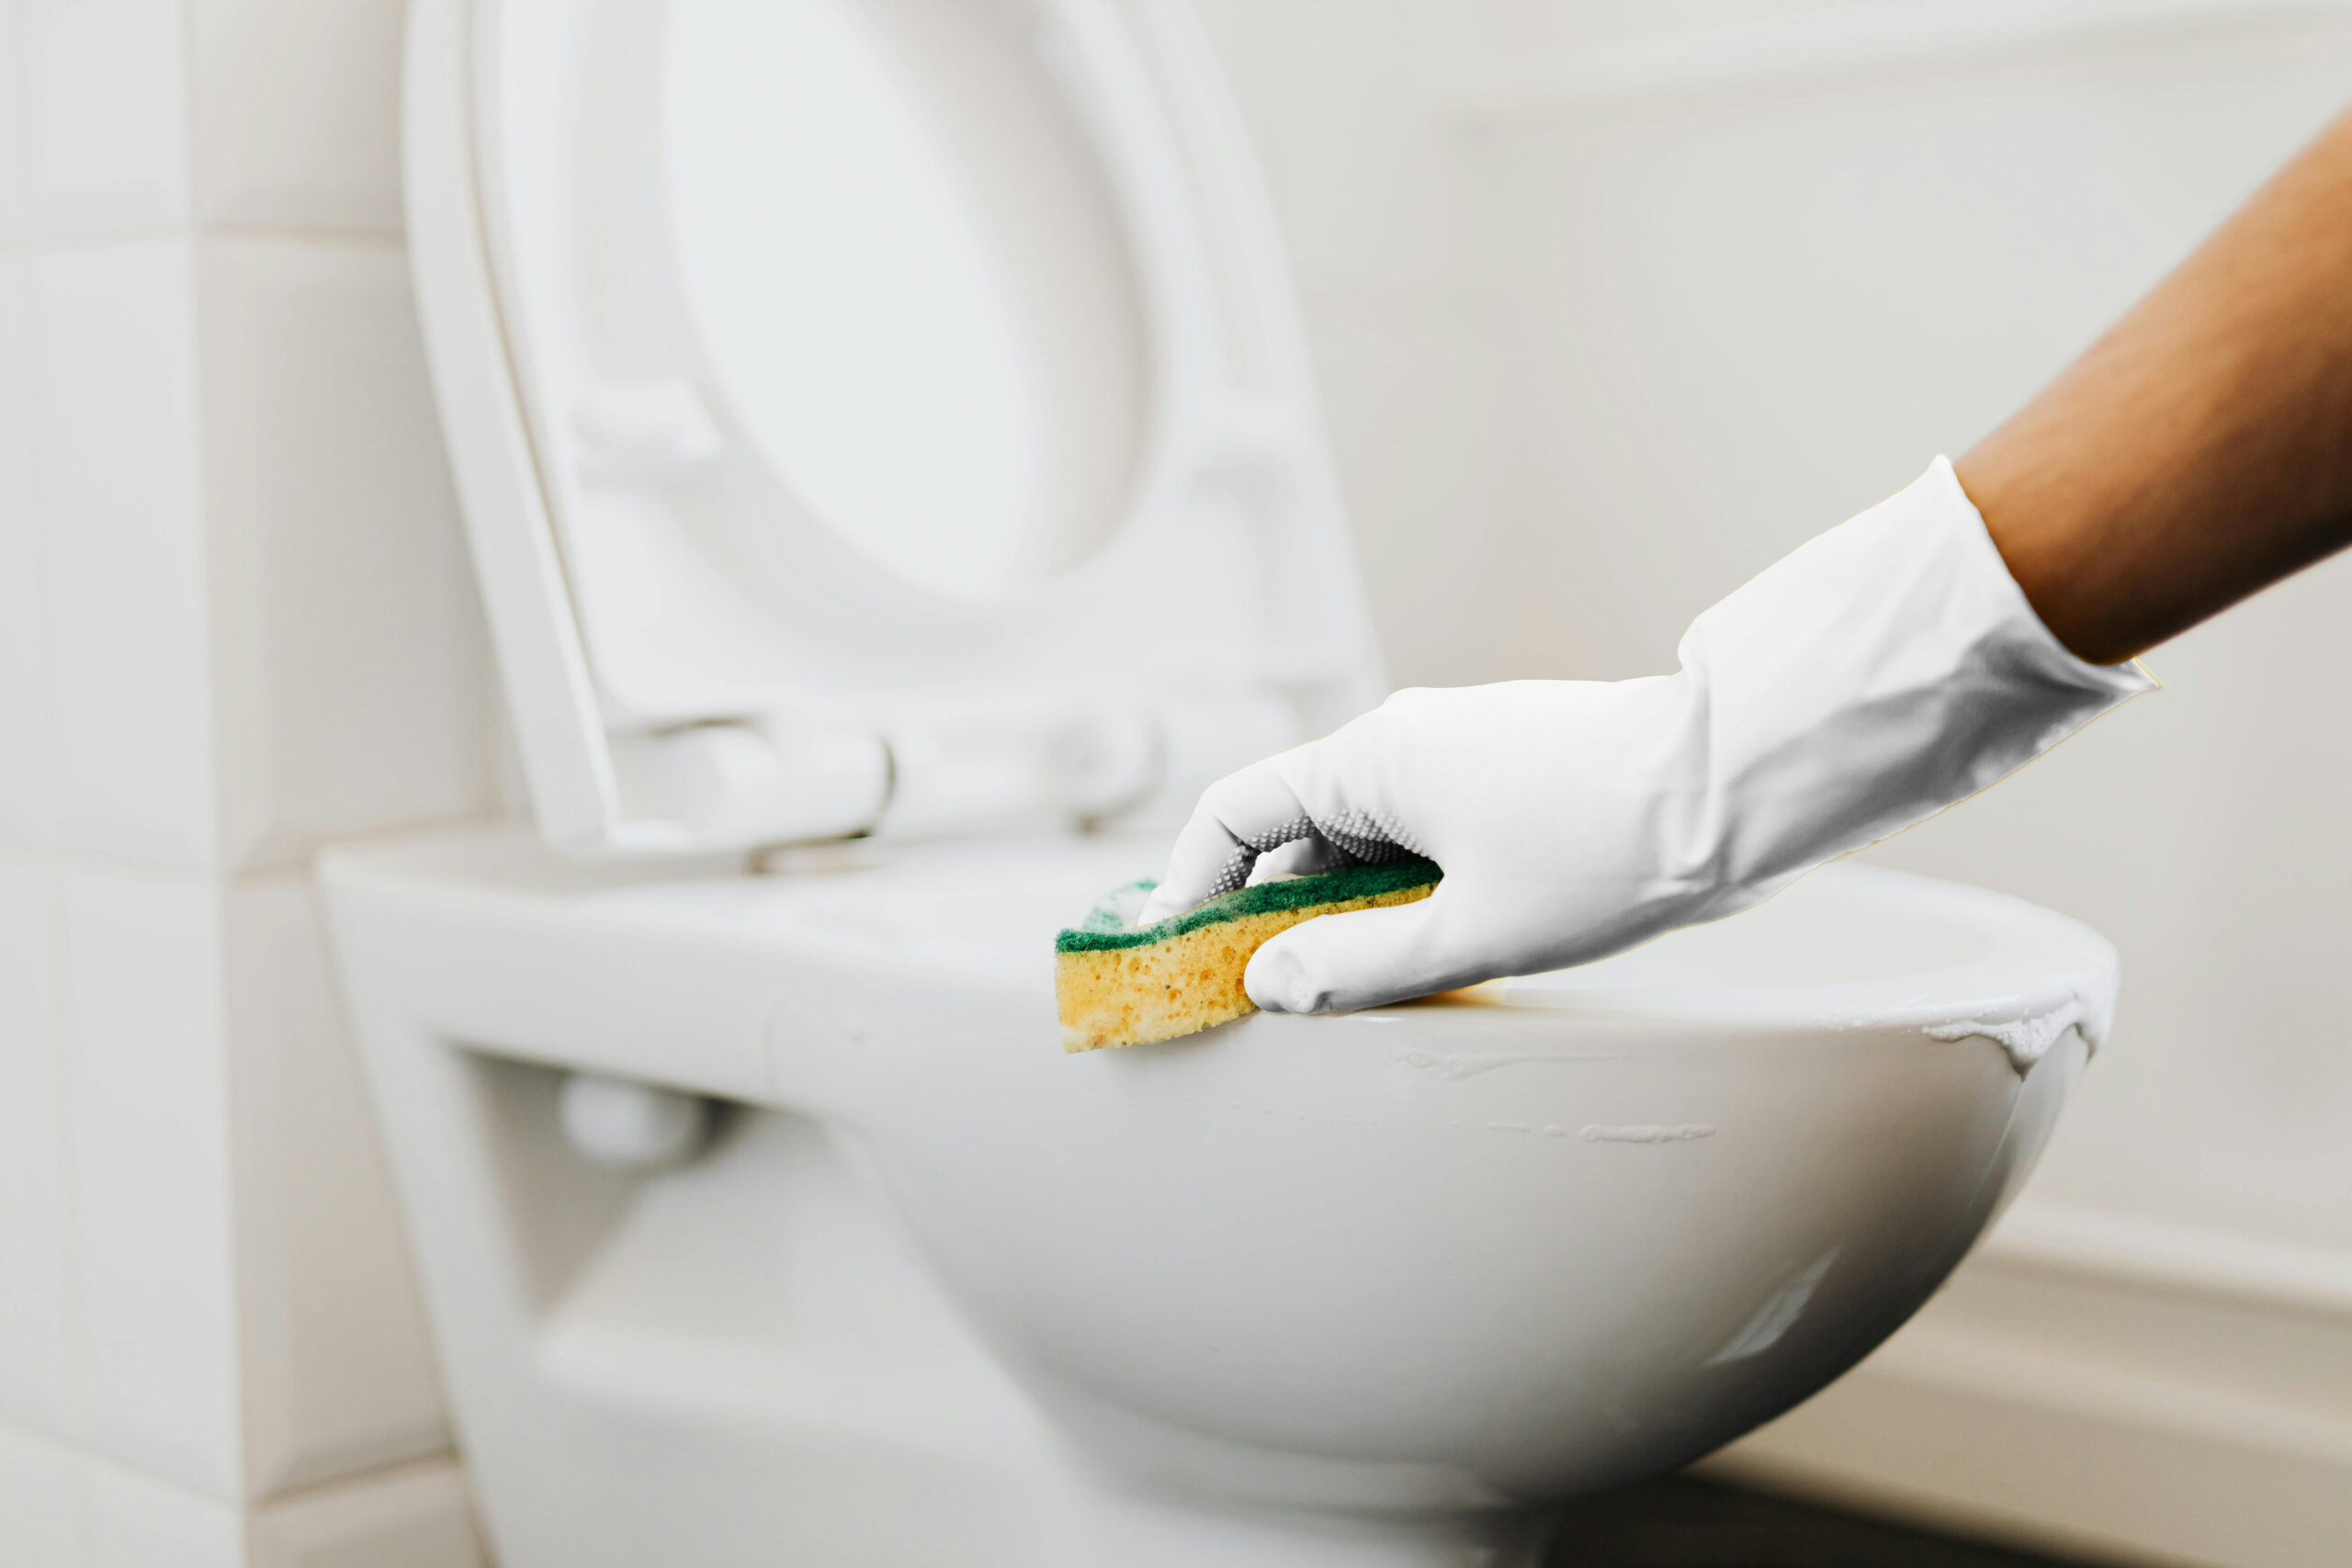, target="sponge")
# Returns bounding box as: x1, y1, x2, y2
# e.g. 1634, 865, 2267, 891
1055, 858, 1442, 1052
